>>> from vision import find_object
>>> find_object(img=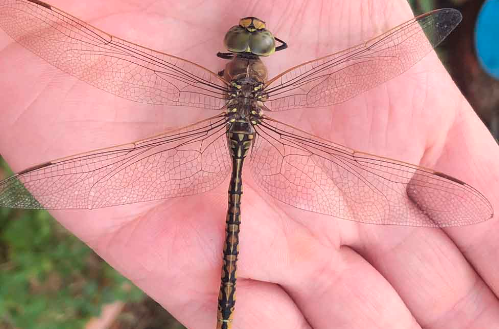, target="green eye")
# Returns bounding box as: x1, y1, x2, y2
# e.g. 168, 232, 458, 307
224, 26, 250, 53
223, 26, 276, 56
248, 30, 276, 56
